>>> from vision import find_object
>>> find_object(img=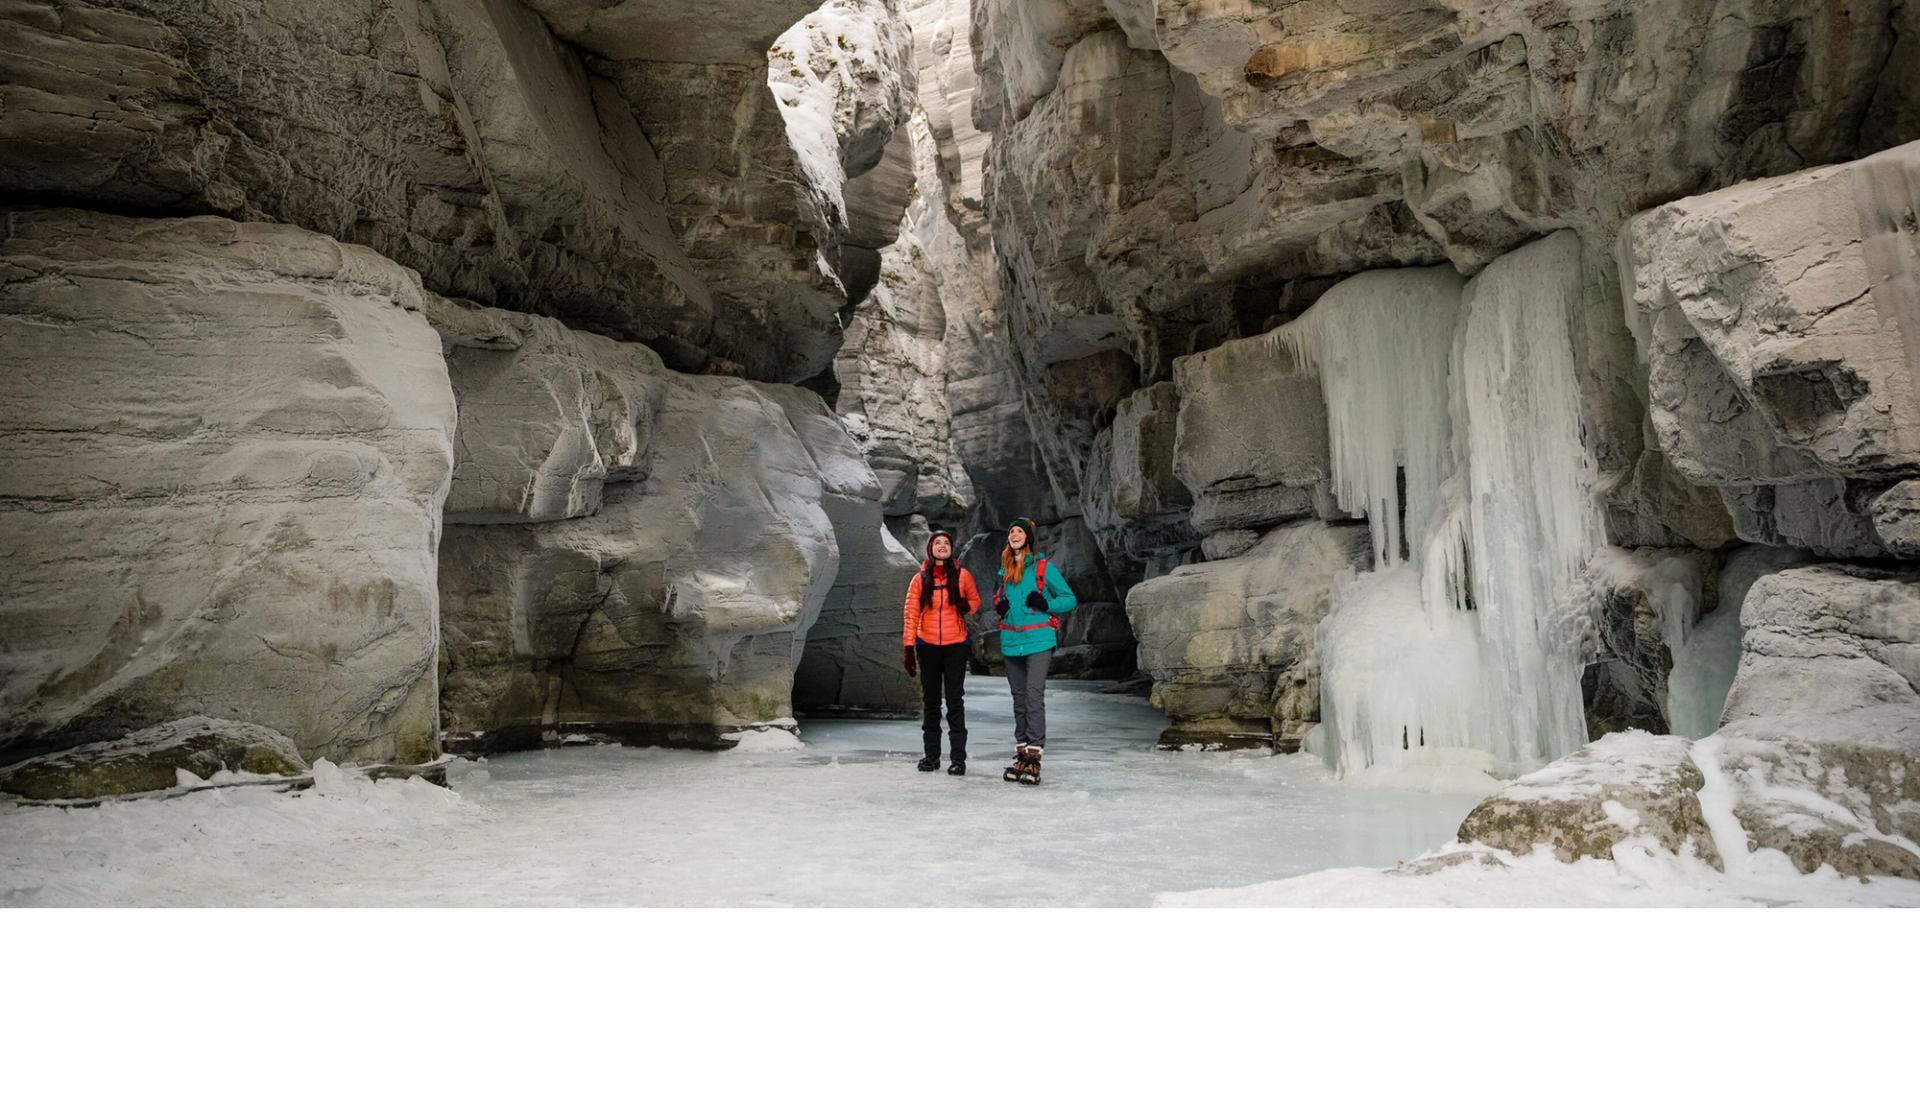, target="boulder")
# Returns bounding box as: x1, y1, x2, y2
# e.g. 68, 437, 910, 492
0, 209, 455, 767
1457, 731, 1722, 867
1127, 521, 1371, 749
1623, 140, 1920, 557
1871, 480, 1920, 556
0, 716, 307, 801
1712, 713, 1920, 881
1172, 328, 1332, 532
1708, 565, 1920, 879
